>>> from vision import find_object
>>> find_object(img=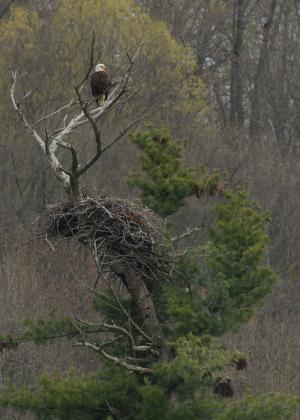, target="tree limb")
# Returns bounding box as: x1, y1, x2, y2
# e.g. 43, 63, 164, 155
76, 317, 153, 353
10, 71, 71, 192
75, 87, 102, 177
75, 31, 96, 90
102, 107, 162, 154
76, 338, 153, 374
35, 99, 75, 125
